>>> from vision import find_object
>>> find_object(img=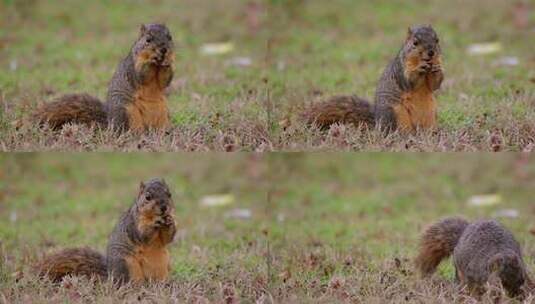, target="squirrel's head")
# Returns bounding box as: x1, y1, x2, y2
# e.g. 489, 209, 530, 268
135, 178, 174, 217
488, 252, 525, 297
133, 23, 174, 64
403, 25, 440, 62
